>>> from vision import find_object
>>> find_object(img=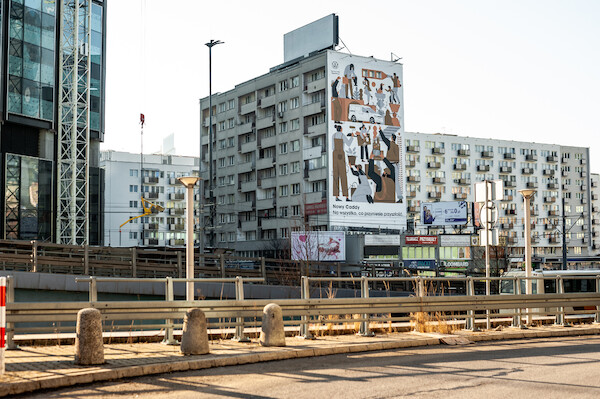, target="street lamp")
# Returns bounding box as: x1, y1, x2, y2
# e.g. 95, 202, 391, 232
205, 39, 223, 249
519, 188, 536, 325
178, 176, 200, 301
